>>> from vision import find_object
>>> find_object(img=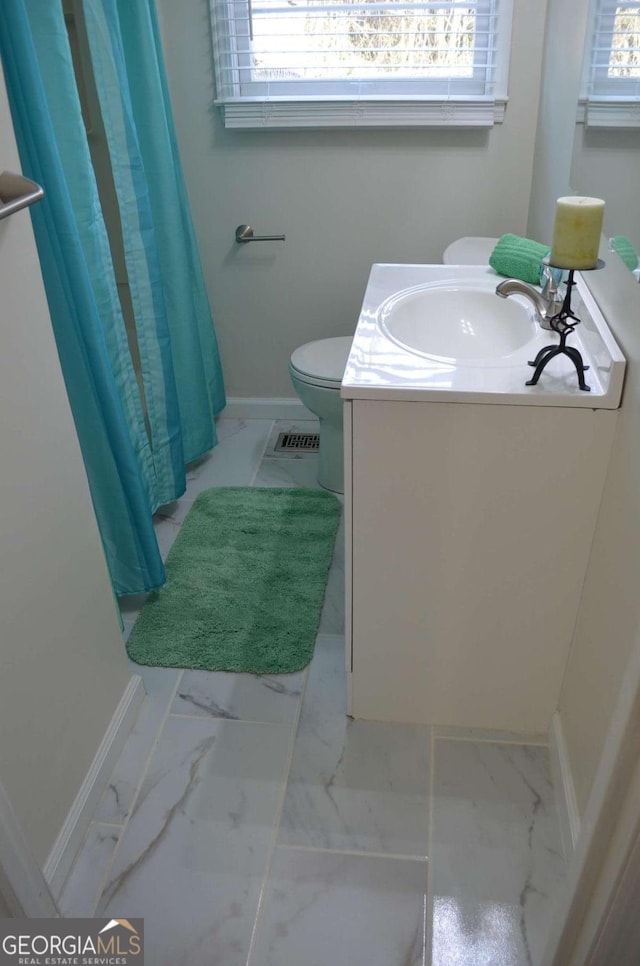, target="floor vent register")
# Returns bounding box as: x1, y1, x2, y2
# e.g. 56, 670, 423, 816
274, 432, 320, 453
